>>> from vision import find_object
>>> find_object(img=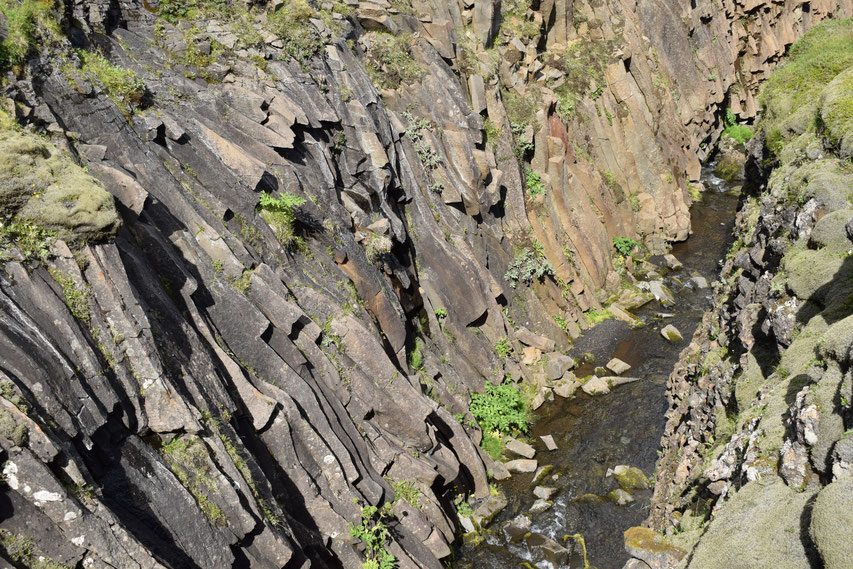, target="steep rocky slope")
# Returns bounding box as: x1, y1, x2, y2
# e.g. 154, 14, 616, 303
0, 0, 850, 568
630, 19, 853, 569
